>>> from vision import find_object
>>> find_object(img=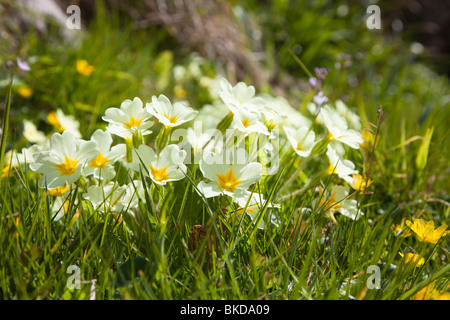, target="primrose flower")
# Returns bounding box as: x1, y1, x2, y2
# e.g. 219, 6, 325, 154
29, 130, 98, 188
199, 75, 222, 99
83, 182, 128, 213
47, 109, 82, 138
120, 180, 146, 211
129, 144, 187, 185
84, 180, 145, 217
326, 144, 358, 184
231, 105, 269, 136
51, 194, 74, 222
82, 129, 126, 180
76, 59, 95, 76
2, 143, 47, 176
320, 105, 363, 149
103, 97, 153, 136
316, 185, 363, 222
218, 78, 264, 115
195, 102, 230, 130
260, 94, 311, 130
335, 100, 362, 131
23, 120, 46, 144
2, 150, 23, 178
197, 150, 262, 198
185, 127, 222, 158
284, 126, 317, 158
398, 252, 425, 267
405, 218, 449, 244
146, 94, 198, 128
234, 192, 280, 229
260, 105, 287, 134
